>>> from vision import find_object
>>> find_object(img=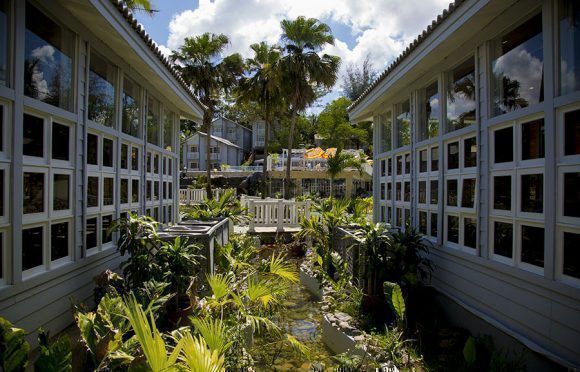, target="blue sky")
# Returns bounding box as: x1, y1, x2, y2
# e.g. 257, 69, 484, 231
133, 0, 451, 113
